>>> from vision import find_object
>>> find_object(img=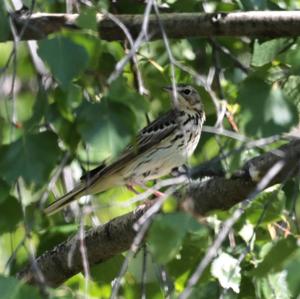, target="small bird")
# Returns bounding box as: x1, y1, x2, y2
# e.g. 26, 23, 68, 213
44, 84, 205, 215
